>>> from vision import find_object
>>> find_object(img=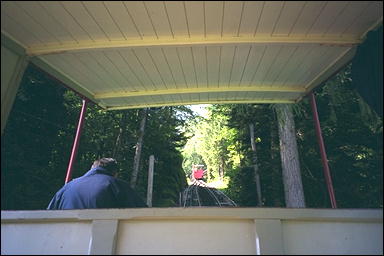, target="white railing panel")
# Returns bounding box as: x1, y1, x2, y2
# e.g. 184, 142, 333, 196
115, 219, 255, 255
1, 221, 92, 255
282, 220, 383, 255
1, 208, 382, 255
